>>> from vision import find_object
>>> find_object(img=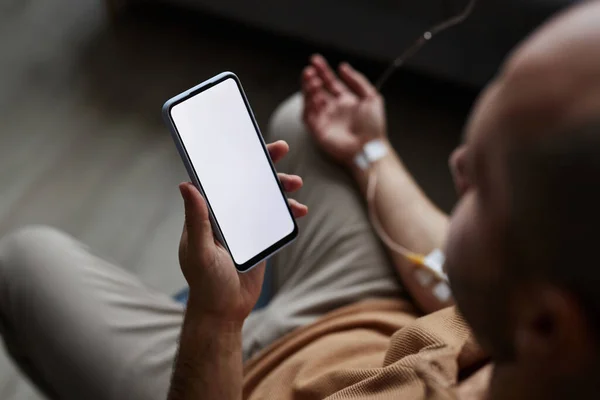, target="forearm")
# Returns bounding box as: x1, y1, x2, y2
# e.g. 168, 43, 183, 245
168, 297, 243, 400
351, 140, 452, 313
